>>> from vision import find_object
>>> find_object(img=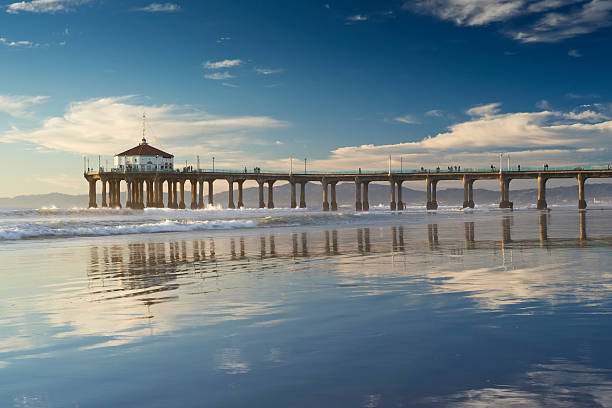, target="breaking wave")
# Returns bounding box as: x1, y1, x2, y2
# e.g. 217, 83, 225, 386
0, 219, 256, 241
